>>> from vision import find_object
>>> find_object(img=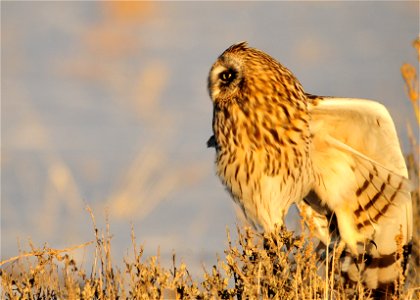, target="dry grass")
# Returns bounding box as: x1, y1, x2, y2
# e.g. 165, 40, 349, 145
2, 40, 419, 300
1, 213, 419, 299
